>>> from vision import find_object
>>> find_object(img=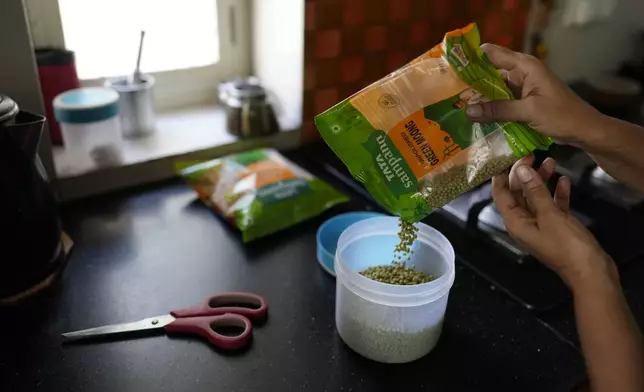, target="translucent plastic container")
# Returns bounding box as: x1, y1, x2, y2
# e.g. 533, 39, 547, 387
335, 217, 455, 363
54, 87, 123, 169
